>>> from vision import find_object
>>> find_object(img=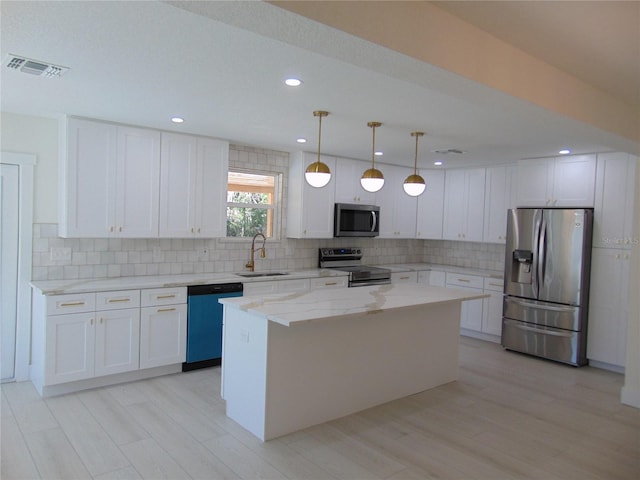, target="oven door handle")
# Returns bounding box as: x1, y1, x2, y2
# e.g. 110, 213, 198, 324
350, 279, 391, 287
